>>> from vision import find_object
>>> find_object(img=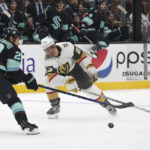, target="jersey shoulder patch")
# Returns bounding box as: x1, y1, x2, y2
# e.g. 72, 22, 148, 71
73, 46, 83, 60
